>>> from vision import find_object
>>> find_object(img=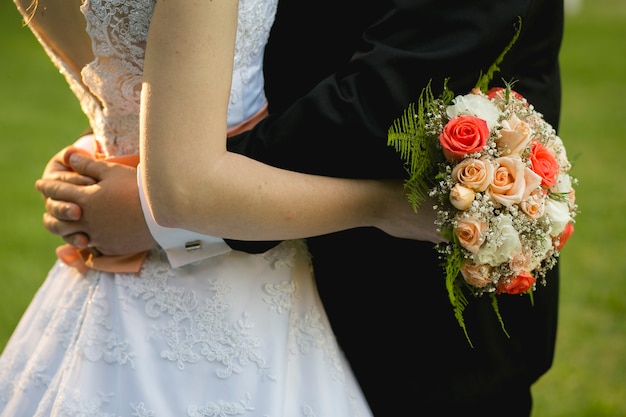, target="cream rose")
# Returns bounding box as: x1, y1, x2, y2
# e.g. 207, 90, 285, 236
550, 173, 576, 210
475, 214, 522, 266
449, 184, 475, 210
497, 114, 532, 156
460, 261, 493, 288
446, 93, 500, 131
545, 135, 571, 169
488, 156, 527, 207
451, 157, 494, 192
551, 172, 572, 194
454, 215, 488, 253
545, 198, 571, 236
